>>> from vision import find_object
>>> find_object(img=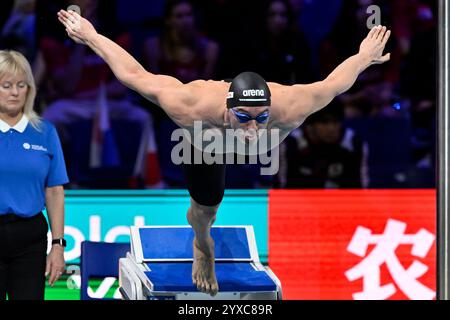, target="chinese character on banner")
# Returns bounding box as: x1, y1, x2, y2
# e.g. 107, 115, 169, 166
269, 190, 436, 300
345, 219, 435, 300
